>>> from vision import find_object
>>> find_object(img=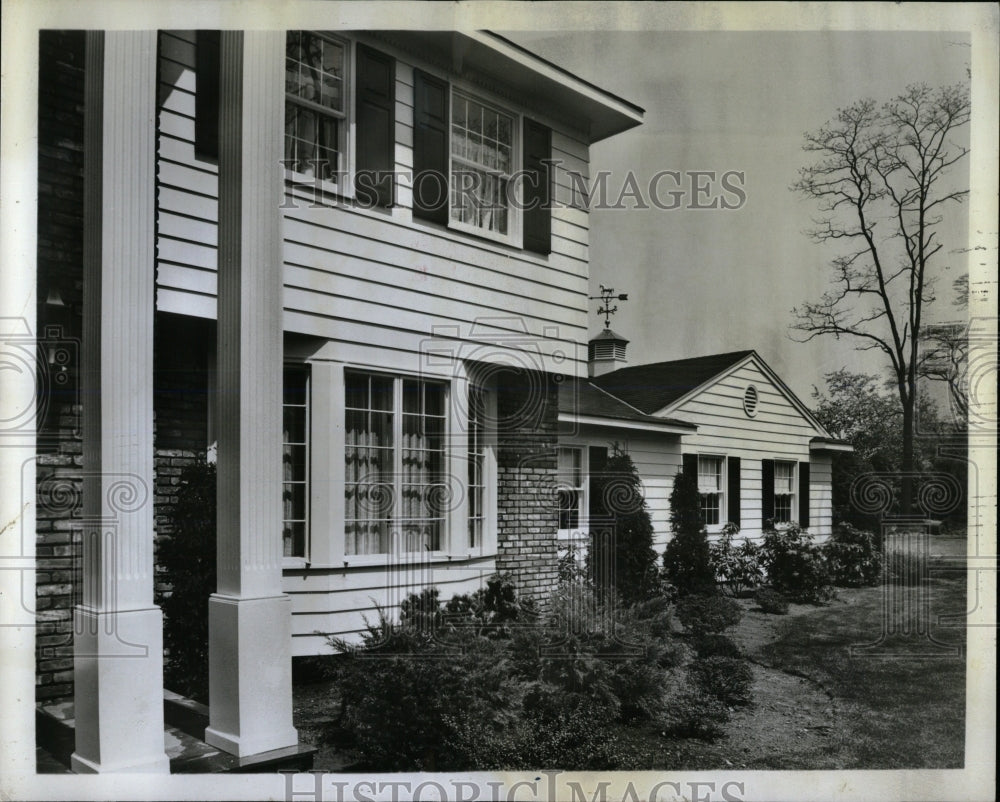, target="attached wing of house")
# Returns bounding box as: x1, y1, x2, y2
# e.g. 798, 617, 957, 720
566, 346, 851, 550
